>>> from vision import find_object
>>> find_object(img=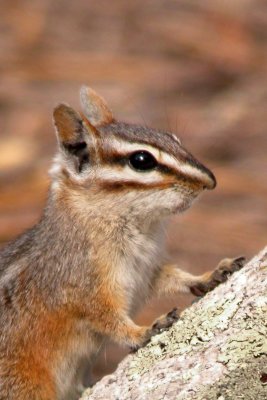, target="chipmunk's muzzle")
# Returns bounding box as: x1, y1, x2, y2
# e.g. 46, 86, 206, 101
197, 163, 217, 190
183, 151, 217, 191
